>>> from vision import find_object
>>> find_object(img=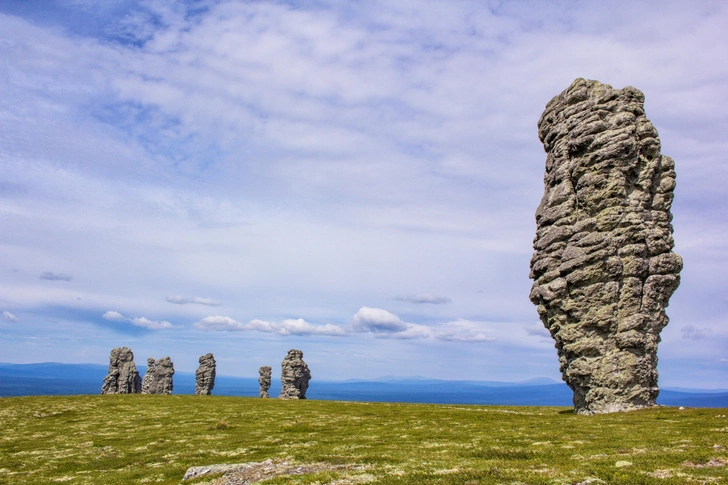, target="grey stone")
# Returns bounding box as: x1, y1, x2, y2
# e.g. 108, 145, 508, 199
258, 366, 272, 398
101, 347, 141, 394
195, 353, 216, 395
141, 357, 155, 394
279, 349, 311, 400
530, 78, 682, 415
141, 356, 175, 395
